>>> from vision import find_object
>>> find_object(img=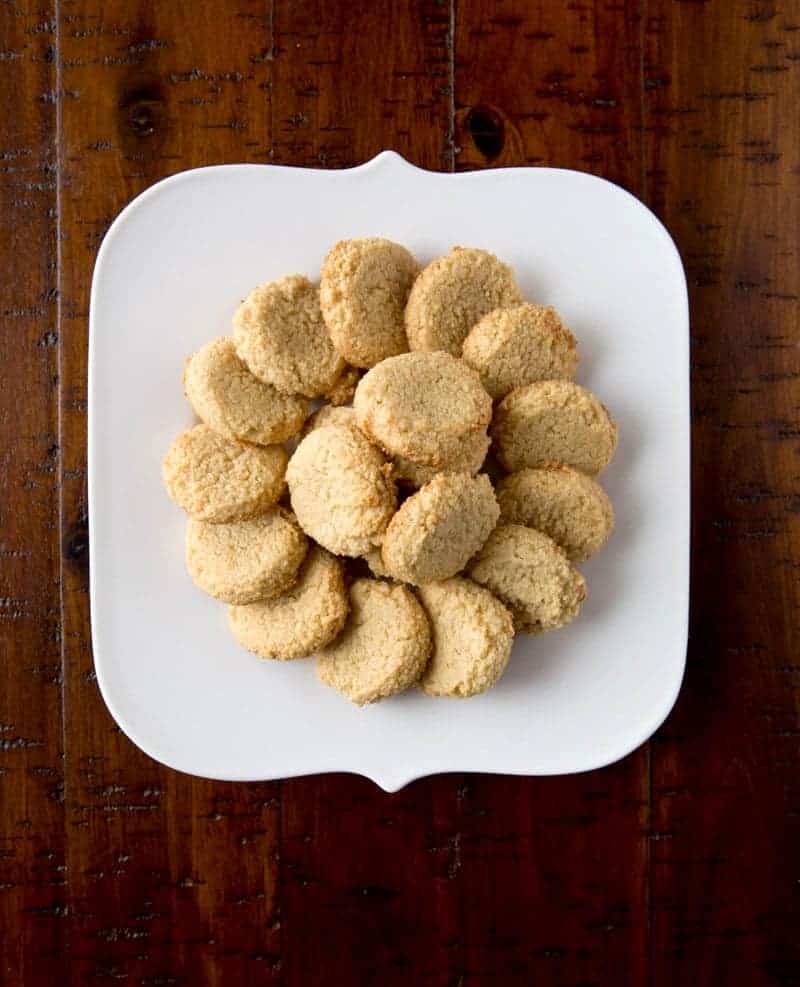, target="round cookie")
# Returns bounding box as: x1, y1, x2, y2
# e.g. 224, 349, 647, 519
393, 429, 489, 488
233, 274, 345, 398
286, 423, 397, 557
229, 546, 348, 660
320, 238, 418, 368
354, 351, 492, 467
405, 246, 522, 355
462, 304, 578, 399
492, 380, 618, 475
300, 403, 358, 439
381, 473, 499, 585
186, 509, 307, 604
163, 424, 287, 523
417, 578, 514, 698
324, 364, 361, 406
468, 523, 586, 633
316, 578, 431, 705
496, 465, 614, 562
183, 337, 309, 445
